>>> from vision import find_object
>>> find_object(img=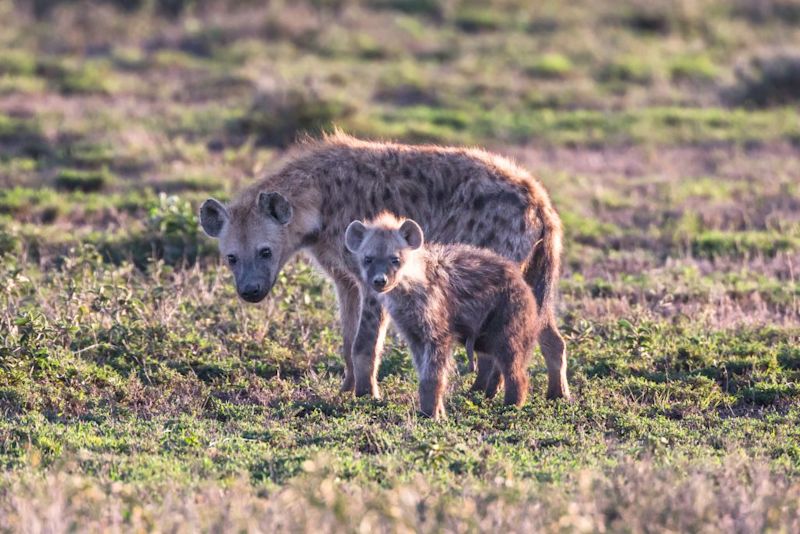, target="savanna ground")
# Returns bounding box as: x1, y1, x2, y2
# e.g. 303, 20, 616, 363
1, 0, 800, 531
